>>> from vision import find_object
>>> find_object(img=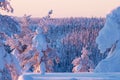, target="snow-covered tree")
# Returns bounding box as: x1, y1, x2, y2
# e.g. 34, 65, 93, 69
72, 47, 94, 72
0, 15, 21, 80
5, 15, 60, 75
32, 27, 60, 73
5, 15, 34, 72
95, 7, 120, 72
0, 0, 13, 13
43, 10, 53, 19
32, 27, 47, 74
